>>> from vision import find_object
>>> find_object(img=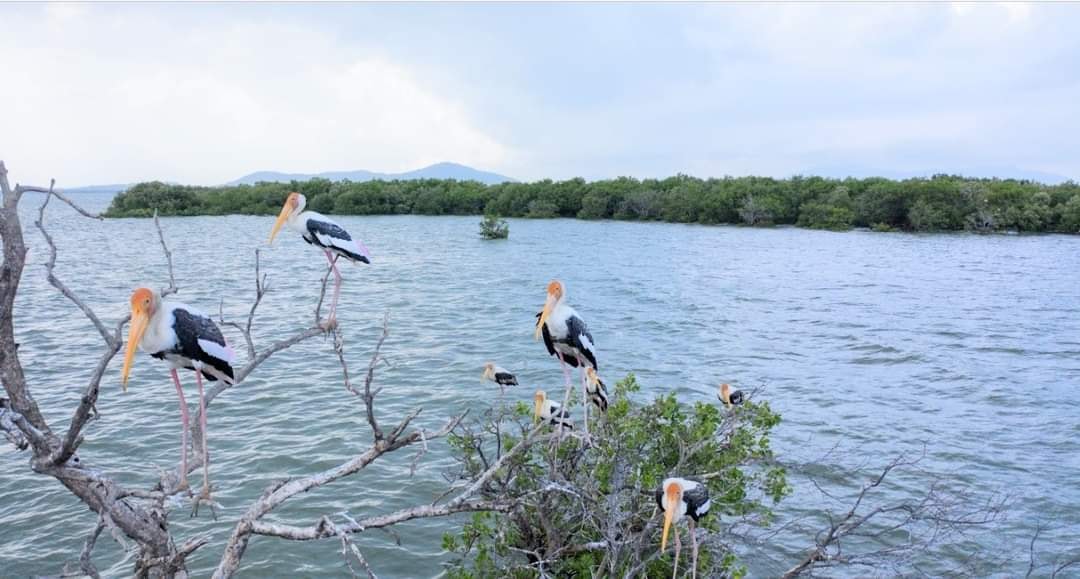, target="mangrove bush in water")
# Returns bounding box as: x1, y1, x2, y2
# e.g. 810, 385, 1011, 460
105, 174, 1080, 233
